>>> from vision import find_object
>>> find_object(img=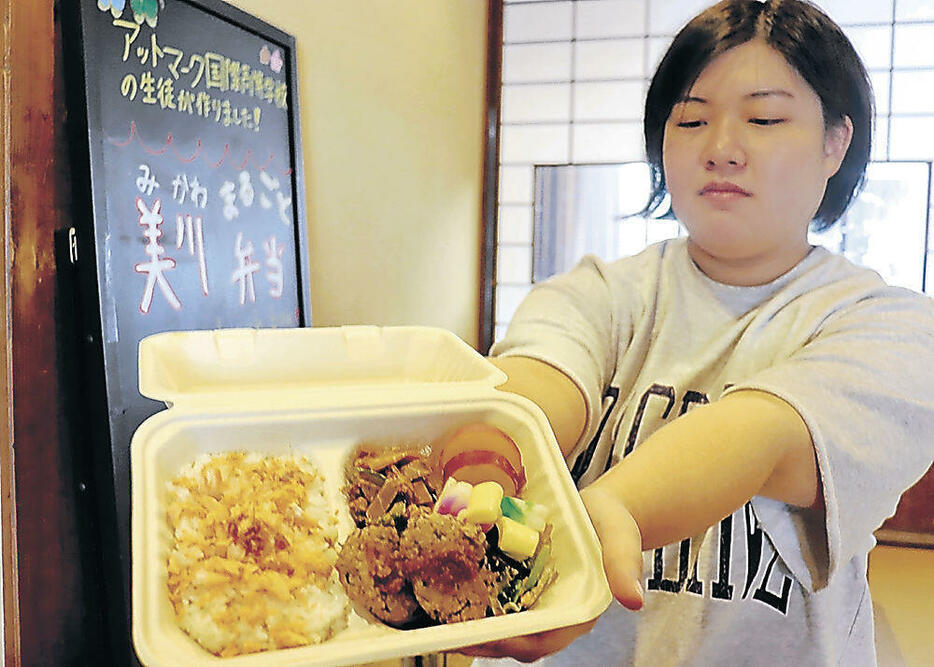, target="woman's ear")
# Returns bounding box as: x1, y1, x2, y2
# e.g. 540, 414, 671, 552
823, 115, 854, 178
